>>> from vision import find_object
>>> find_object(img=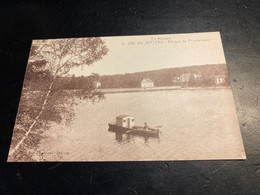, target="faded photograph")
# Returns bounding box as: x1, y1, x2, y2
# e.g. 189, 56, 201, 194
8, 32, 246, 162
